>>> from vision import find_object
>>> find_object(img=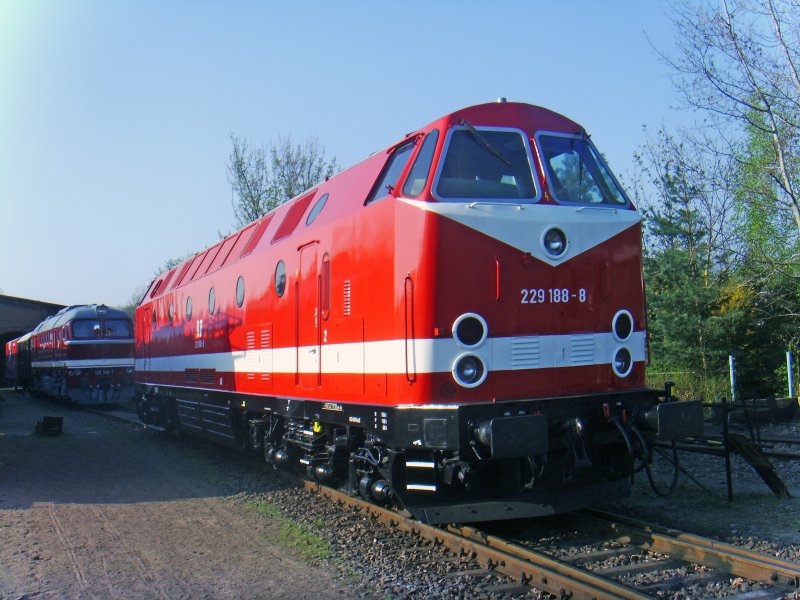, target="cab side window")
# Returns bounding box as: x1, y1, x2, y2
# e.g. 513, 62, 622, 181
365, 142, 415, 204
403, 130, 439, 197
